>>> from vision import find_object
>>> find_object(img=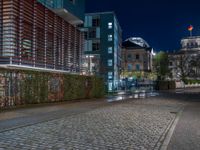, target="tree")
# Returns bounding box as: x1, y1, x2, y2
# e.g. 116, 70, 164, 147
175, 53, 200, 81
154, 51, 170, 80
